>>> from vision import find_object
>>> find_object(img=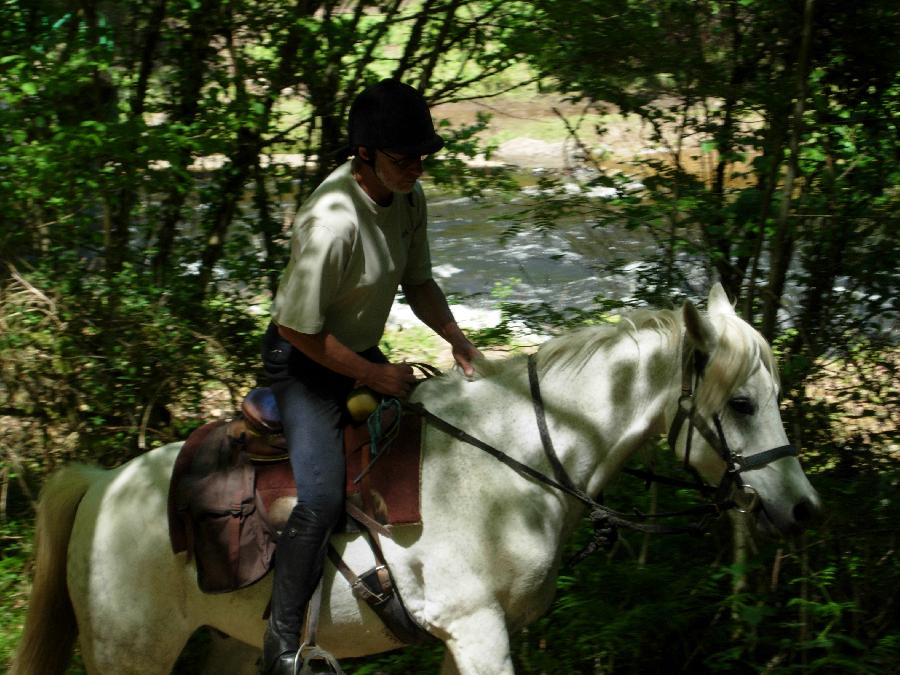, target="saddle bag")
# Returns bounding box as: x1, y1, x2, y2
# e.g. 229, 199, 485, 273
172, 421, 277, 593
